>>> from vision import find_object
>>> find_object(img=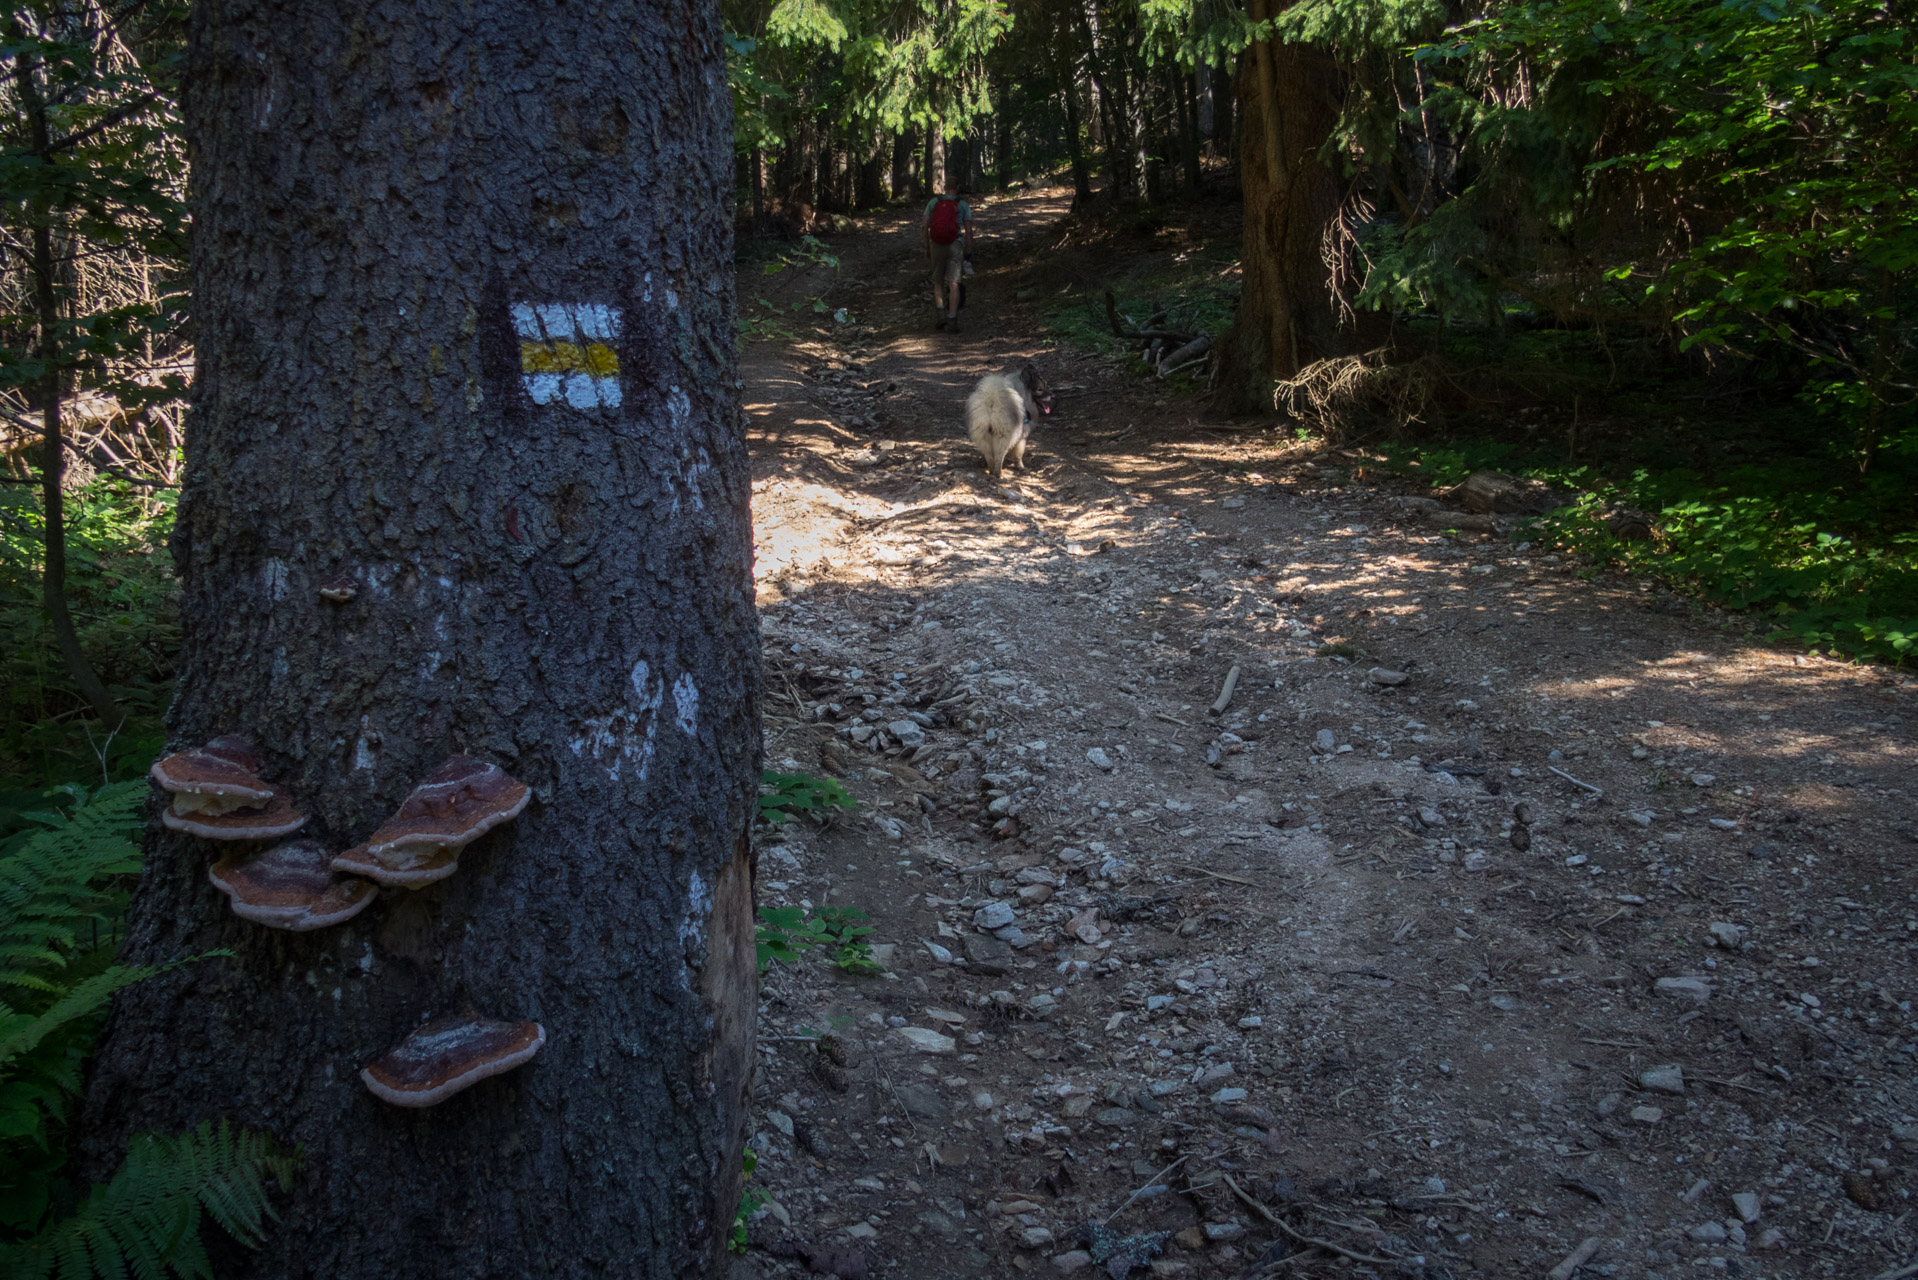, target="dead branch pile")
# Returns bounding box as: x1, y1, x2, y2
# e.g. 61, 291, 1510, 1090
1272, 349, 1450, 437
1103, 289, 1212, 380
